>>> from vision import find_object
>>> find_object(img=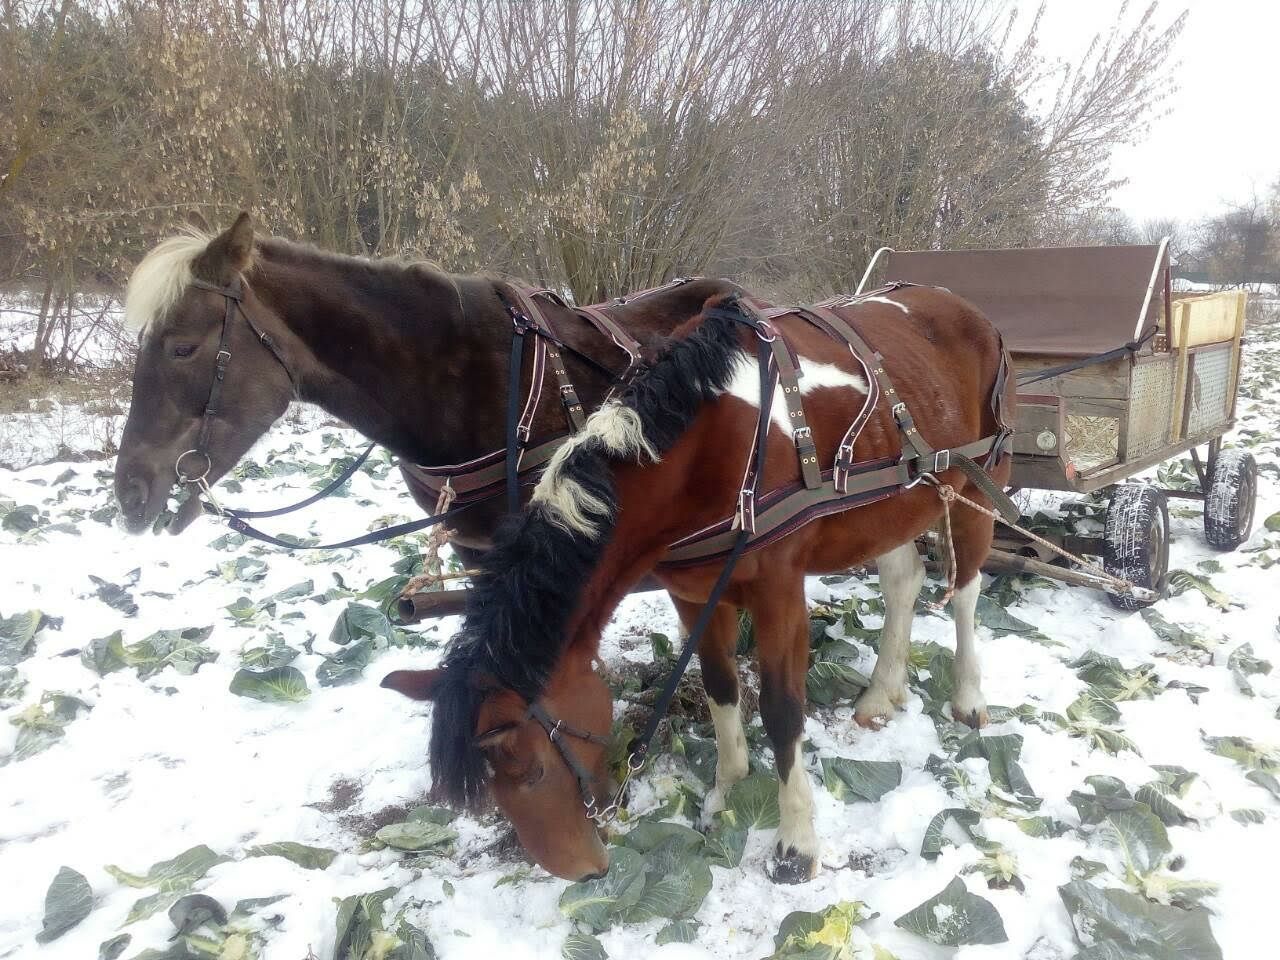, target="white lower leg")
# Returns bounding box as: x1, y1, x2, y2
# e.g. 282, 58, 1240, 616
774, 744, 819, 863
949, 574, 988, 727
703, 700, 749, 820
855, 542, 925, 724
